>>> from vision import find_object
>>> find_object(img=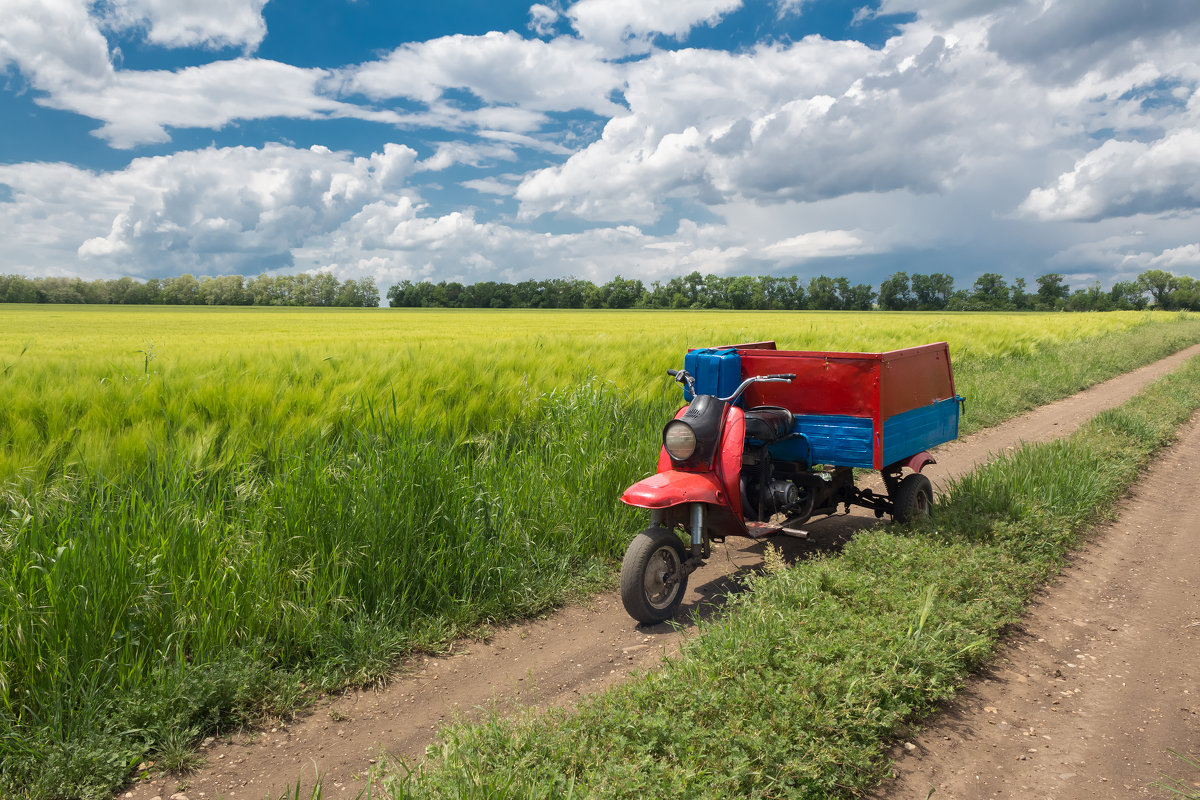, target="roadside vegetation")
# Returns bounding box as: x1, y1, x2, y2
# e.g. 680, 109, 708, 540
1158, 753, 1200, 799
375, 354, 1200, 800
2, 307, 1200, 798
